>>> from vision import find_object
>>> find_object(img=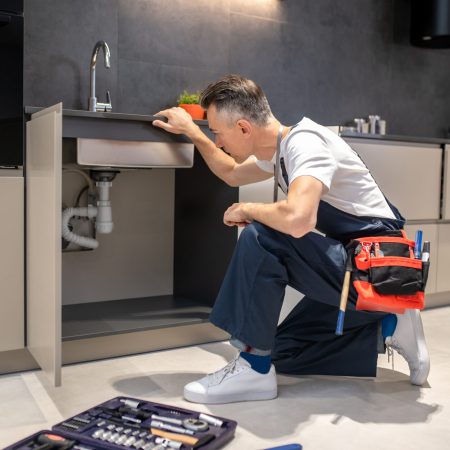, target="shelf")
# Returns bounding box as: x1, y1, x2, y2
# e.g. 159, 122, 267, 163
62, 295, 211, 341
